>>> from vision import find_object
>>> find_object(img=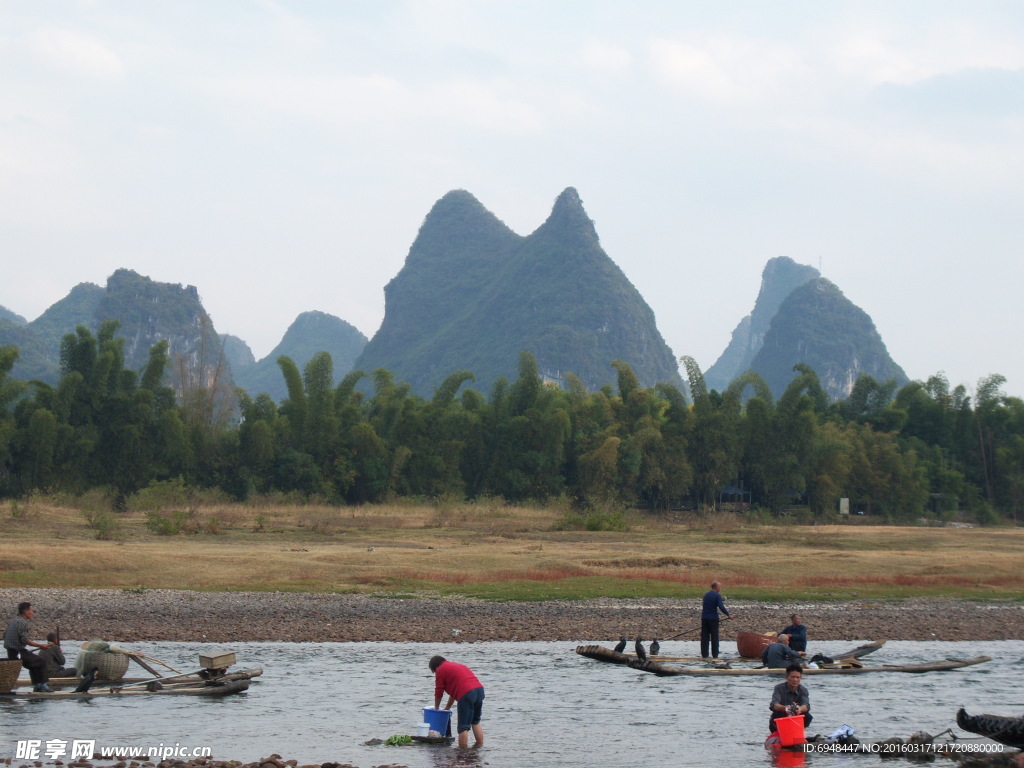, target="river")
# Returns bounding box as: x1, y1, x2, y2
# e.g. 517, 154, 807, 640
2, 640, 1021, 768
